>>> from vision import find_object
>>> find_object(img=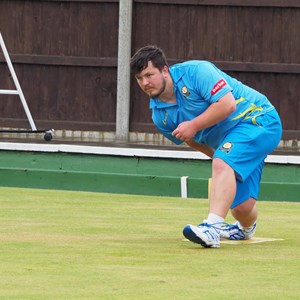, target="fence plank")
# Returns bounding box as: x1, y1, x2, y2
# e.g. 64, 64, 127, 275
134, 0, 300, 8
0, 0, 299, 139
